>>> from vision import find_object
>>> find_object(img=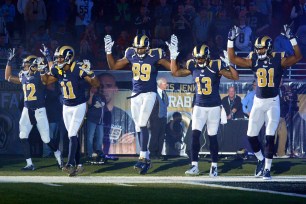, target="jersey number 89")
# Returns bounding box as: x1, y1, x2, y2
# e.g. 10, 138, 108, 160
132, 63, 151, 81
